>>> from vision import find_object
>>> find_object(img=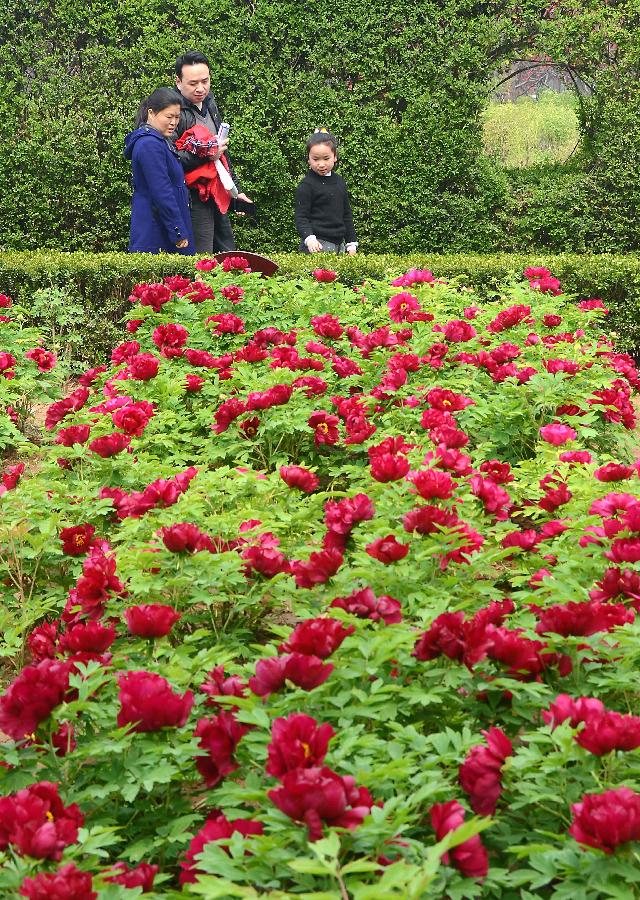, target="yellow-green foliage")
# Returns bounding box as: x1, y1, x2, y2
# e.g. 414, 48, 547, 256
482, 92, 580, 169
